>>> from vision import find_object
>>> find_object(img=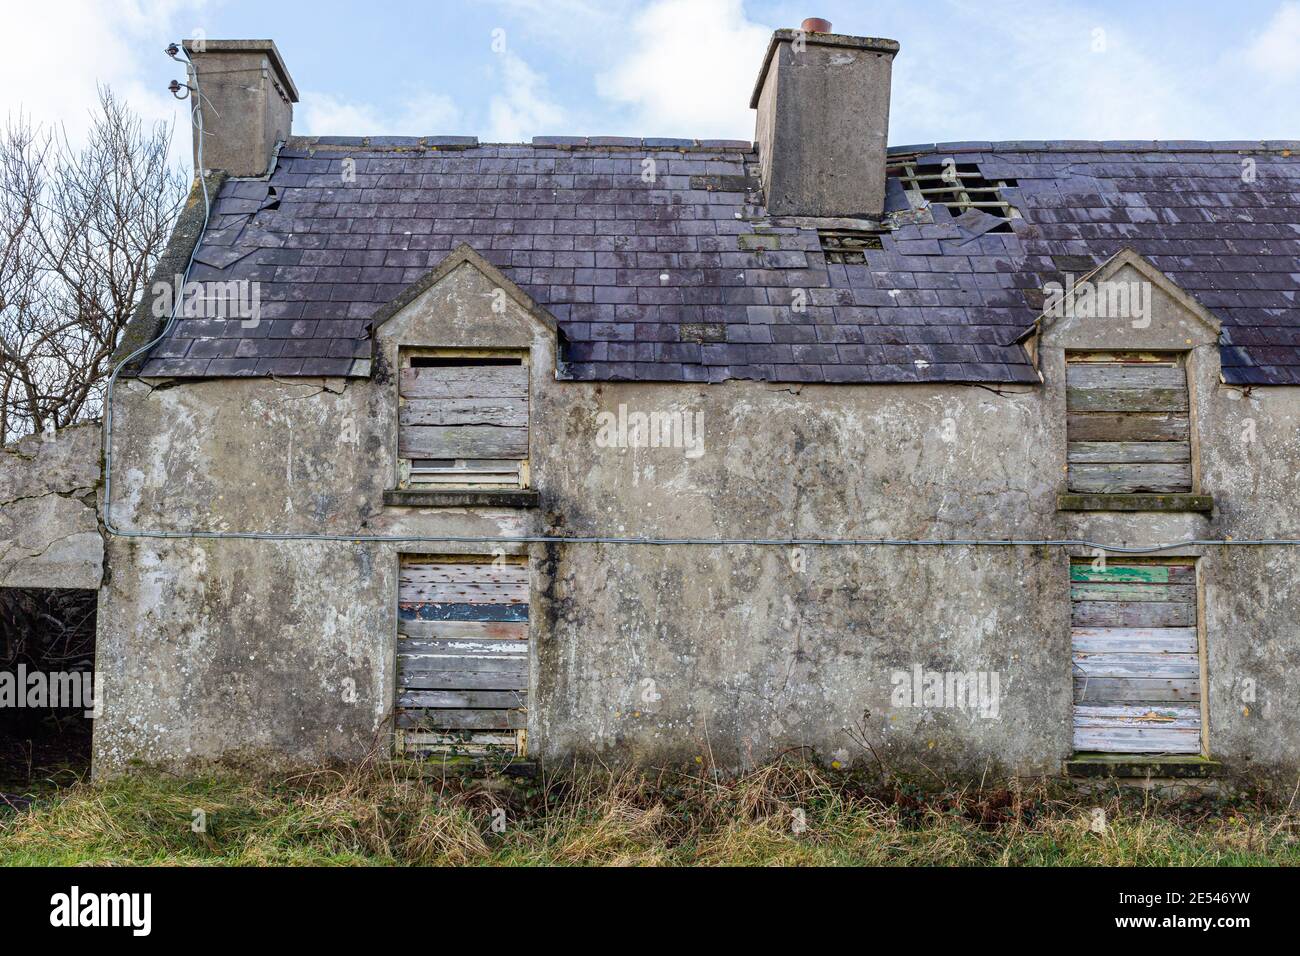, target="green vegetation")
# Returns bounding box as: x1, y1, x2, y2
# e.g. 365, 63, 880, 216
2, 757, 1297, 866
